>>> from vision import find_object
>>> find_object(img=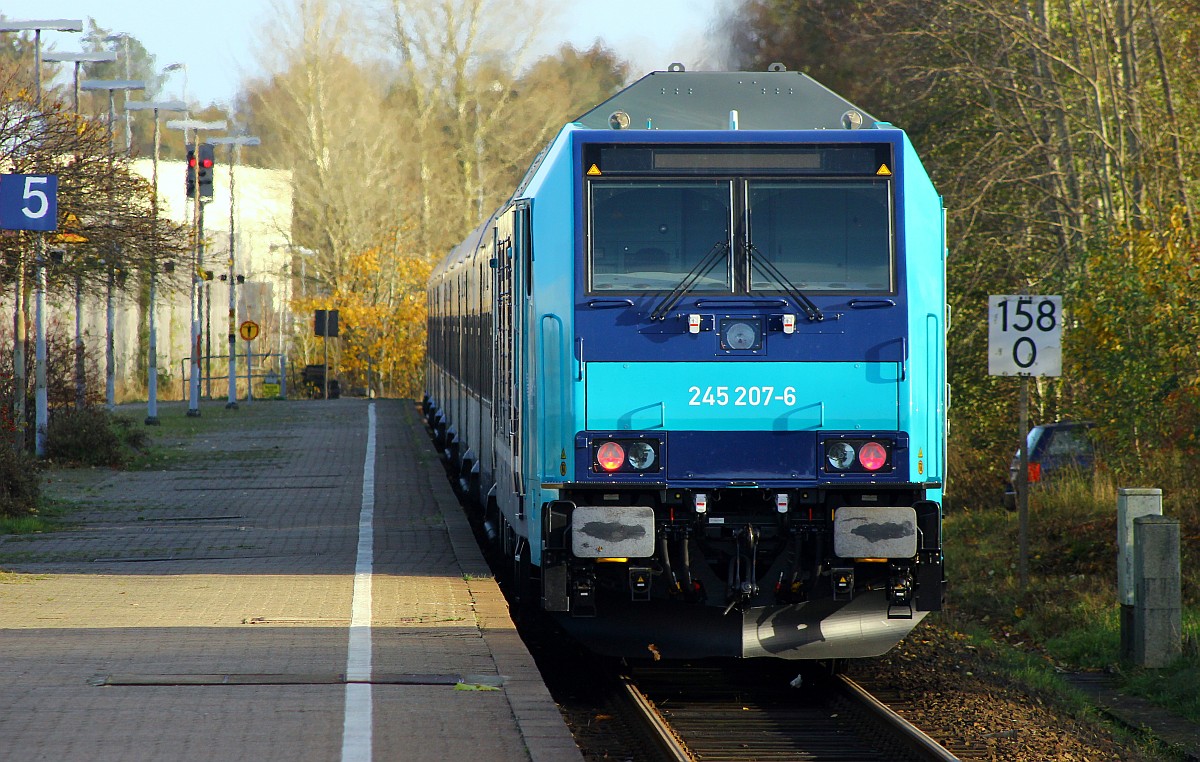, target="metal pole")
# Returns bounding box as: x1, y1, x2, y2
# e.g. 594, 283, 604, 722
165, 121, 230, 416
74, 273, 84, 407
1017, 376, 1030, 592
34, 240, 47, 455
121, 36, 131, 151
33, 28, 47, 454
204, 273, 211, 398
226, 144, 238, 409
125, 100, 185, 421
105, 89, 117, 411
188, 138, 202, 416
146, 109, 162, 424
